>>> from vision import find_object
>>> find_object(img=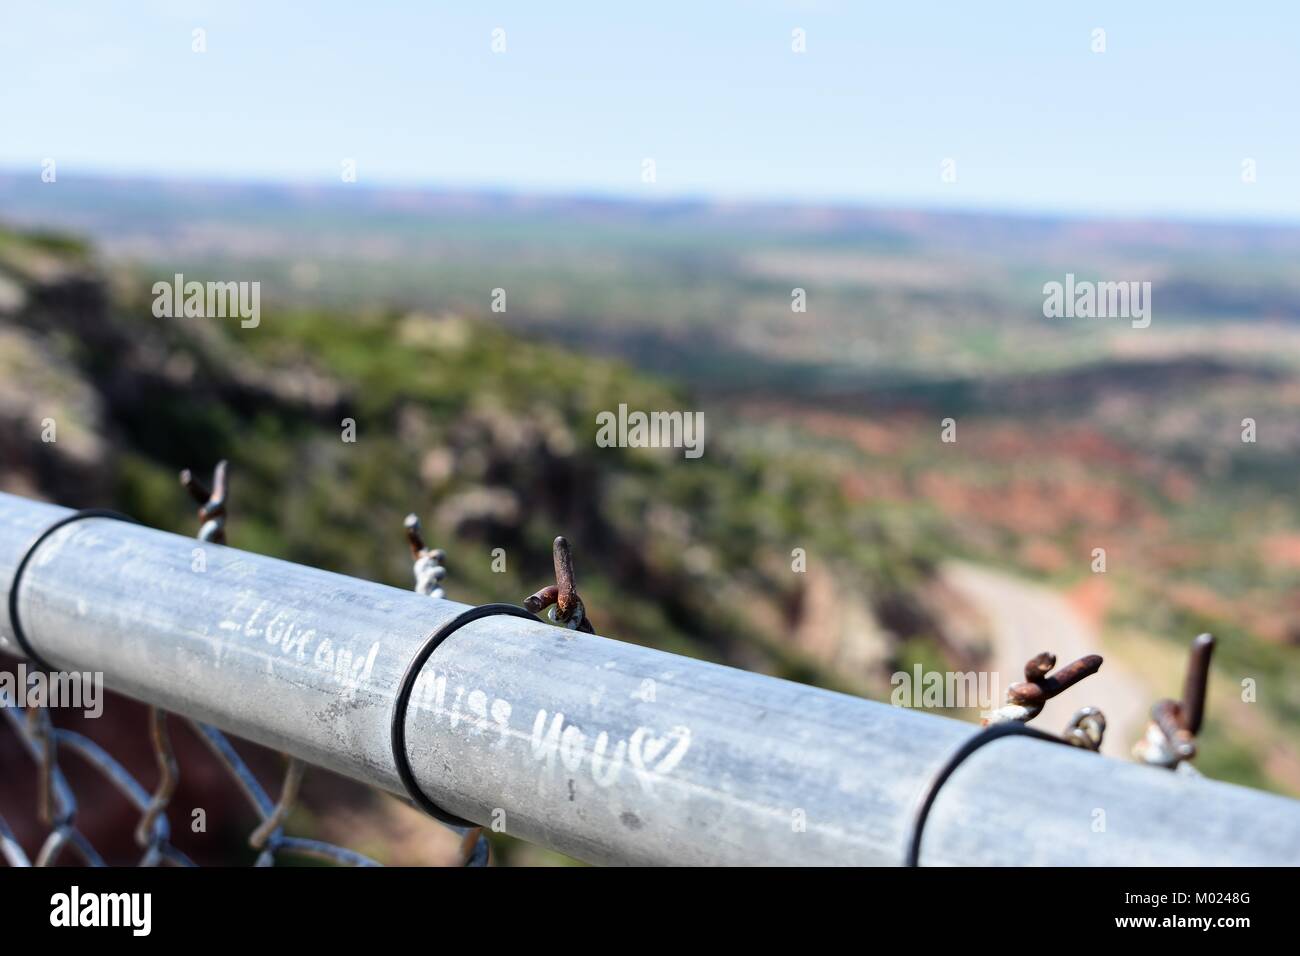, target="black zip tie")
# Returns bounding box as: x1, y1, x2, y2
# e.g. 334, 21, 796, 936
906, 722, 1075, 866
390, 603, 540, 828
7, 509, 136, 671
